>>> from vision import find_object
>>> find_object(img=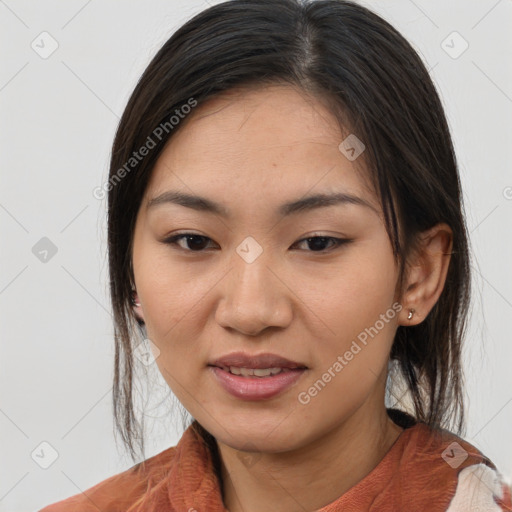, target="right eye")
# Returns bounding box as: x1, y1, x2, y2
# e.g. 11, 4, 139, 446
162, 233, 217, 252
